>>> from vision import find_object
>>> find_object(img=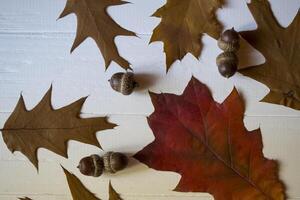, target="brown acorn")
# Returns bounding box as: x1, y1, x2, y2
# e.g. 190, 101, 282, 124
217, 28, 240, 52
77, 155, 104, 177
216, 52, 238, 78
103, 152, 128, 174
109, 72, 138, 95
